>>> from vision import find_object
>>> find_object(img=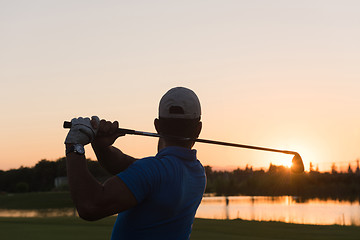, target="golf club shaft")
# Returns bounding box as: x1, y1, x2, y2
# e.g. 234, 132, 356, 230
63, 121, 298, 156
